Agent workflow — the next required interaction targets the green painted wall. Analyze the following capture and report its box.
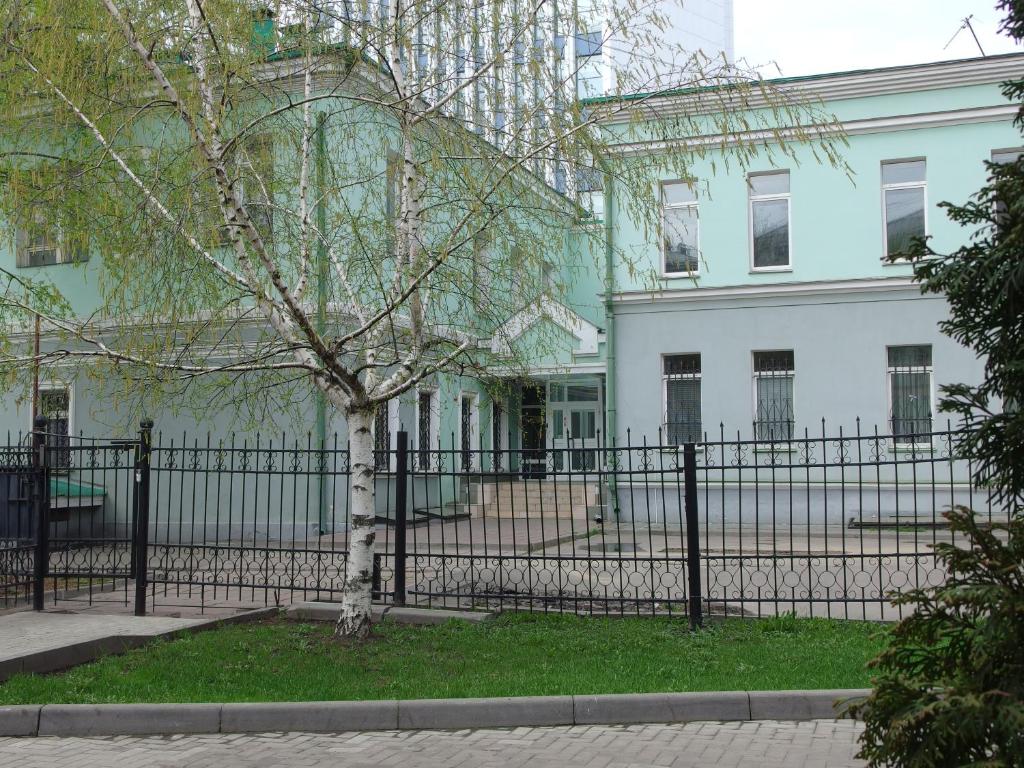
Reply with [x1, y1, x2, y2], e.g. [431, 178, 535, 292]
[607, 80, 1021, 292]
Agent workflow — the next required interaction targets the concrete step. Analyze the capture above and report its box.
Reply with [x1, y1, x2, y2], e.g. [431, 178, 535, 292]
[468, 481, 602, 519]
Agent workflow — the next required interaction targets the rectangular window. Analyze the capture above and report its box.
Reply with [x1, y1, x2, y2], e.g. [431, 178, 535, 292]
[219, 137, 273, 245]
[491, 400, 504, 471]
[888, 345, 933, 445]
[373, 403, 390, 472]
[991, 149, 1021, 223]
[576, 167, 604, 221]
[753, 350, 795, 441]
[416, 389, 436, 470]
[662, 182, 699, 275]
[460, 393, 478, 471]
[16, 211, 85, 268]
[882, 159, 926, 259]
[385, 152, 401, 254]
[238, 136, 274, 240]
[749, 172, 791, 270]
[575, 30, 603, 99]
[472, 232, 491, 306]
[40, 387, 71, 469]
[664, 354, 701, 444]
[991, 149, 1022, 165]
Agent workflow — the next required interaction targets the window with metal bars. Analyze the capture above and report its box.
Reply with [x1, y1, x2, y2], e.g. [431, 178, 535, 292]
[40, 387, 71, 470]
[460, 395, 475, 471]
[753, 350, 795, 441]
[888, 345, 933, 445]
[417, 390, 435, 470]
[373, 404, 390, 472]
[663, 354, 701, 444]
[15, 211, 87, 268]
[491, 401, 504, 471]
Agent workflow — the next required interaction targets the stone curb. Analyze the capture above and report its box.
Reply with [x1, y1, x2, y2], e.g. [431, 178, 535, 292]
[283, 602, 494, 625]
[0, 607, 277, 684]
[0, 690, 870, 737]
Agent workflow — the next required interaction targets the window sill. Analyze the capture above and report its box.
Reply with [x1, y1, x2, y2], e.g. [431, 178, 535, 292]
[661, 272, 700, 280]
[753, 444, 797, 453]
[892, 443, 935, 454]
[660, 445, 707, 454]
[750, 267, 793, 274]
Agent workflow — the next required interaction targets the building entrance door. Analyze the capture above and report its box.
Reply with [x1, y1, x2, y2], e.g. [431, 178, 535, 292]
[520, 384, 546, 478]
[549, 381, 601, 472]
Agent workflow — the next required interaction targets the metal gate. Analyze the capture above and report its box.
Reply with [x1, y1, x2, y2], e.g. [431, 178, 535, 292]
[0, 418, 146, 612]
[0, 443, 38, 609]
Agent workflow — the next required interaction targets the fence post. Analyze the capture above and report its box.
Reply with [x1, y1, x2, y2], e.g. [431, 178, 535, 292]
[683, 443, 703, 630]
[392, 430, 409, 606]
[133, 419, 153, 617]
[31, 416, 49, 611]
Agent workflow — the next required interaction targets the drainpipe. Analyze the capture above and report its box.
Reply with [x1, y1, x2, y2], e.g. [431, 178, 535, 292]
[600, 164, 619, 518]
[314, 111, 329, 533]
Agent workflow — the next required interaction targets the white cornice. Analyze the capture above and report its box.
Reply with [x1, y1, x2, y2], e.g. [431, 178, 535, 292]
[612, 276, 922, 305]
[611, 103, 1018, 155]
[488, 362, 607, 377]
[599, 54, 1024, 126]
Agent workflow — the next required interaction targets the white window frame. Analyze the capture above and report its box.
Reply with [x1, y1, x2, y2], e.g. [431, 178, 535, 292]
[16, 213, 73, 268]
[991, 147, 1024, 164]
[33, 382, 73, 433]
[35, 382, 73, 470]
[990, 149, 1022, 222]
[748, 171, 792, 273]
[414, 387, 439, 470]
[458, 391, 480, 470]
[885, 345, 934, 450]
[881, 158, 928, 262]
[662, 353, 702, 445]
[660, 181, 700, 278]
[751, 350, 796, 443]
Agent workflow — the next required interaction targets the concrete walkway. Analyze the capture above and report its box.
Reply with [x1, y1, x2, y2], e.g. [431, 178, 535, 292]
[1, 611, 204, 662]
[0, 720, 866, 767]
[0, 610, 219, 682]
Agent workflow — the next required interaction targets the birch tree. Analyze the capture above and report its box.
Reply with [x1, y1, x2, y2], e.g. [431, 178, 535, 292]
[0, 0, 845, 636]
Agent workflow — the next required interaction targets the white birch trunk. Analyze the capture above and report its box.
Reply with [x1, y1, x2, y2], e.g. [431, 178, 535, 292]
[337, 407, 376, 637]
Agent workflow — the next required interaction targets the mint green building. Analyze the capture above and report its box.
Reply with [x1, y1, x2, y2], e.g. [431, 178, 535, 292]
[2, 53, 1020, 529]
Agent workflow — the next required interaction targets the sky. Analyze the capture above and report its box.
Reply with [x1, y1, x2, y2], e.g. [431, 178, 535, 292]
[733, 0, 1023, 77]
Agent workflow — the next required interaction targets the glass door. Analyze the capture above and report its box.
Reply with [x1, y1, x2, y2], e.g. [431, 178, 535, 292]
[549, 380, 601, 472]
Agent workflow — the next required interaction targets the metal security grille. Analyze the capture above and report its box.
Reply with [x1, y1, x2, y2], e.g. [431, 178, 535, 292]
[888, 345, 933, 444]
[664, 354, 701, 444]
[374, 405, 389, 471]
[460, 396, 473, 471]
[754, 350, 795, 440]
[492, 402, 504, 471]
[39, 389, 71, 470]
[417, 391, 433, 470]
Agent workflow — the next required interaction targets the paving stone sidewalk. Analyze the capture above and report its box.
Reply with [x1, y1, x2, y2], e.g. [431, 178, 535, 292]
[0, 720, 866, 767]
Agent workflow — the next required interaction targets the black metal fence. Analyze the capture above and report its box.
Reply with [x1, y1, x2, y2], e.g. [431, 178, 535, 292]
[1, 419, 1006, 622]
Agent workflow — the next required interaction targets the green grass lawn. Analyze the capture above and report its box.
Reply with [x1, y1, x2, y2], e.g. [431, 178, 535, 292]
[0, 613, 885, 704]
